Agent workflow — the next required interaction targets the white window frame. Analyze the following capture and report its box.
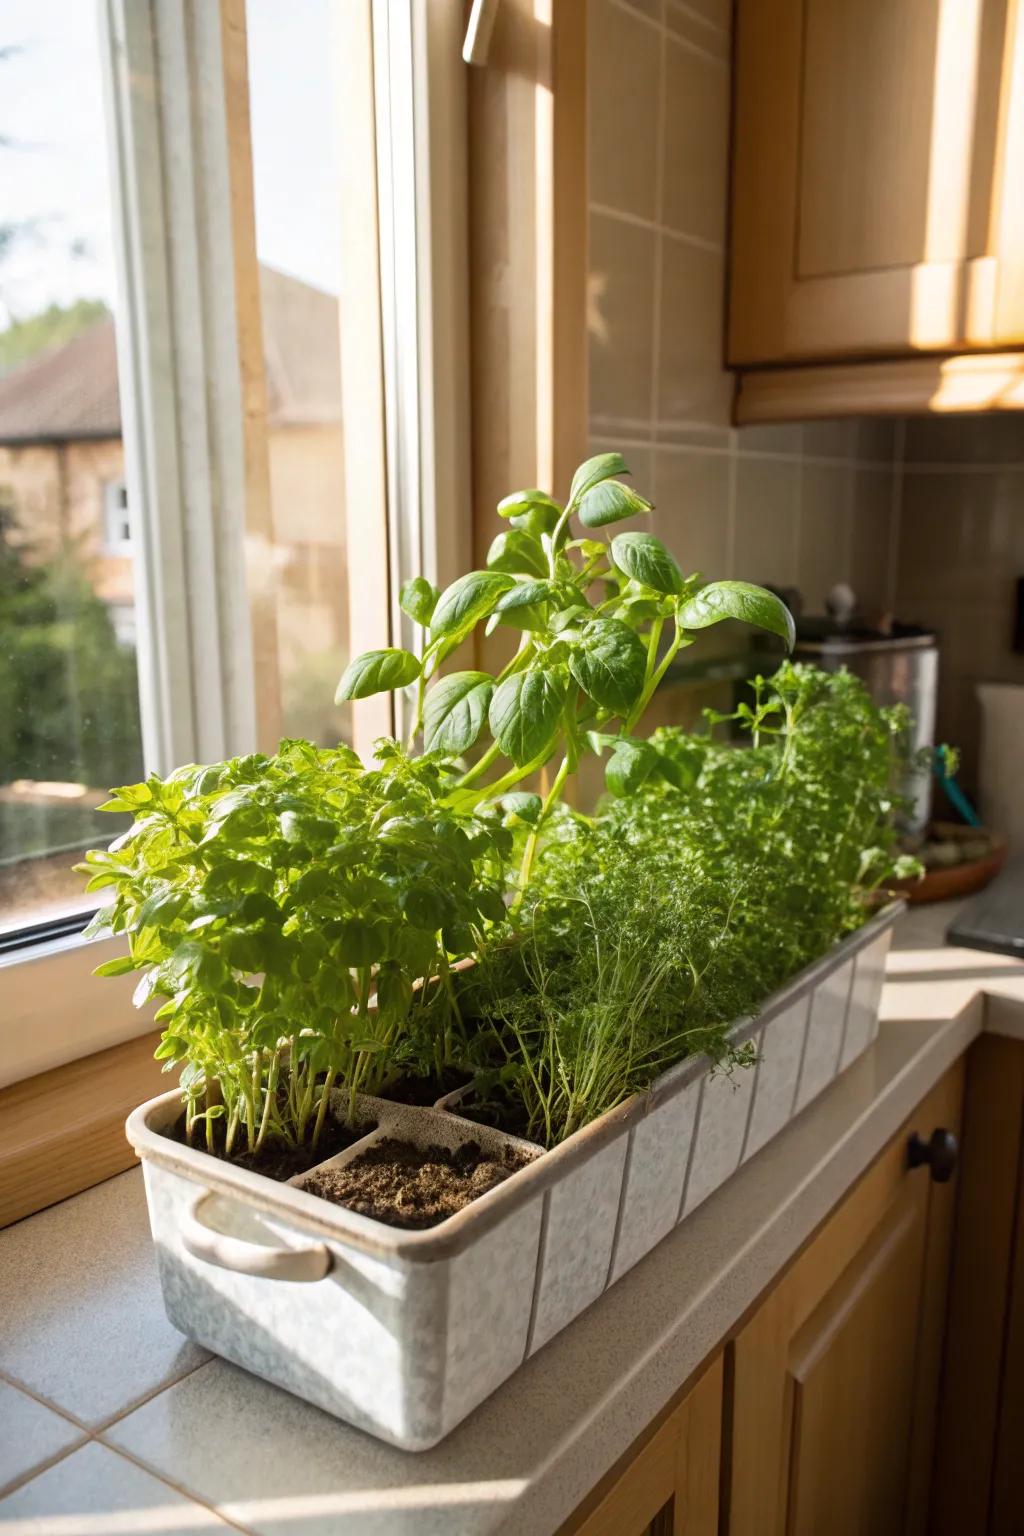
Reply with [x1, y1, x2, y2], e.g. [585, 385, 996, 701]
[0, 0, 471, 1090]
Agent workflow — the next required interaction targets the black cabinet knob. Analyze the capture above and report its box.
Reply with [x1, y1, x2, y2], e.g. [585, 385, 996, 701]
[907, 1128, 959, 1183]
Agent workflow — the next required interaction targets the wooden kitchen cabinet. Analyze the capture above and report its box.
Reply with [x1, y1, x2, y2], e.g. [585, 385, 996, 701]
[561, 1356, 723, 1536]
[723, 1063, 965, 1536]
[929, 1032, 1024, 1536]
[729, 0, 1024, 367]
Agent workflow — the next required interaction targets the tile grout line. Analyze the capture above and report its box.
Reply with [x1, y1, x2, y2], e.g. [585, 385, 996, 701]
[648, 1, 668, 466]
[92, 1438, 257, 1536]
[0, 1368, 93, 1433]
[887, 419, 906, 614]
[0, 1440, 92, 1504]
[90, 1353, 215, 1437]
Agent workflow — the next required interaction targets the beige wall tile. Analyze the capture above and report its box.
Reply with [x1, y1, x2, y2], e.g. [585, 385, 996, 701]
[852, 418, 896, 464]
[621, 0, 664, 19]
[588, 0, 662, 222]
[662, 40, 729, 246]
[589, 212, 657, 428]
[666, 0, 730, 60]
[733, 456, 799, 587]
[903, 414, 1024, 465]
[652, 447, 730, 579]
[895, 471, 964, 604]
[801, 420, 857, 460]
[798, 464, 851, 613]
[736, 422, 802, 454]
[850, 468, 895, 612]
[657, 238, 733, 428]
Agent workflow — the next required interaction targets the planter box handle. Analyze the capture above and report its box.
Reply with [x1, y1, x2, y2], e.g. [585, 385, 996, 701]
[182, 1191, 332, 1282]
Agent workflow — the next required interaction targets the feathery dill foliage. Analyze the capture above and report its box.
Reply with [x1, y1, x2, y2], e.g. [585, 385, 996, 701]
[463, 664, 916, 1148]
[77, 740, 511, 1156]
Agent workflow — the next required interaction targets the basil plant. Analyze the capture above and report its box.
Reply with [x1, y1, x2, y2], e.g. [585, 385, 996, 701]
[338, 452, 794, 887]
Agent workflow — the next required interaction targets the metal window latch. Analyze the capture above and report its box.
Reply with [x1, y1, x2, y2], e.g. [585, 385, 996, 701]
[463, 0, 500, 64]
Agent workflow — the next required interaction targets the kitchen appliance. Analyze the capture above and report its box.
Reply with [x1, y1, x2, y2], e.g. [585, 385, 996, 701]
[792, 586, 938, 833]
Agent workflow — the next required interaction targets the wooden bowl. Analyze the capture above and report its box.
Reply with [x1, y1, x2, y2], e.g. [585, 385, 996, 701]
[891, 839, 1007, 905]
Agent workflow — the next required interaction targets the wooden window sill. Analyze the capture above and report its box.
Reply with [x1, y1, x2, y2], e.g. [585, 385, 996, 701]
[0, 1032, 166, 1229]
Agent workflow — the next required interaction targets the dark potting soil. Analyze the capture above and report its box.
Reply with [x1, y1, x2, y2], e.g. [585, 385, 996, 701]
[164, 1112, 377, 1183]
[449, 1087, 538, 1144]
[301, 1136, 531, 1229]
[382, 1067, 472, 1108]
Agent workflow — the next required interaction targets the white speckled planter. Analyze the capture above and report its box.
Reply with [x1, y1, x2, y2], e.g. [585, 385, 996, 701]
[128, 902, 900, 1450]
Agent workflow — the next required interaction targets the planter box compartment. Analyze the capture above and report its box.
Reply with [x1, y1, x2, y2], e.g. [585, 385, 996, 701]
[128, 902, 900, 1450]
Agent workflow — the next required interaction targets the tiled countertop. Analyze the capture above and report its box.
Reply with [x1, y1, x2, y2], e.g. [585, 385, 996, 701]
[2, 901, 1022, 1536]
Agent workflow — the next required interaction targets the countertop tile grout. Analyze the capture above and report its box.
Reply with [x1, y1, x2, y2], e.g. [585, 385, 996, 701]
[88, 1352, 215, 1436]
[0, 1439, 90, 1503]
[92, 1437, 258, 1536]
[0, 1366, 93, 1431]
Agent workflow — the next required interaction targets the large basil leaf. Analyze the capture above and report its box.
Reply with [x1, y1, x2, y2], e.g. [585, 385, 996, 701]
[486, 529, 548, 578]
[578, 479, 652, 530]
[430, 570, 515, 641]
[494, 579, 556, 612]
[605, 739, 658, 797]
[488, 669, 565, 766]
[611, 531, 683, 595]
[569, 618, 647, 716]
[422, 671, 494, 755]
[678, 580, 796, 650]
[335, 647, 420, 701]
[399, 576, 438, 626]
[497, 488, 561, 519]
[569, 452, 628, 506]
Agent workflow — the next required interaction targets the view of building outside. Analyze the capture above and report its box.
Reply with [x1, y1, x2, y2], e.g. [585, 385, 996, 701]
[0, 0, 354, 933]
[245, 0, 353, 752]
[0, 2, 143, 932]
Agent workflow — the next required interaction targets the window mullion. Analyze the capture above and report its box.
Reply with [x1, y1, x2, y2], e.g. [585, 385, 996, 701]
[99, 0, 260, 773]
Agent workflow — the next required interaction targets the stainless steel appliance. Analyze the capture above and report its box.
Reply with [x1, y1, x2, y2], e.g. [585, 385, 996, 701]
[794, 610, 938, 833]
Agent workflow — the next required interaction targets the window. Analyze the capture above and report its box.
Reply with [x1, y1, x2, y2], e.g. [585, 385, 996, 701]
[243, 0, 354, 748]
[102, 478, 131, 551]
[0, 1, 144, 938]
[1, 0, 469, 1087]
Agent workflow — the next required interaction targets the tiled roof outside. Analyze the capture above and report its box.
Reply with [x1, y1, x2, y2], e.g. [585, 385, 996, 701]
[0, 265, 342, 446]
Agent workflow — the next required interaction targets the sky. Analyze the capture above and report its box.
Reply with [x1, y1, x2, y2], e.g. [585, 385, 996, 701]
[0, 0, 342, 328]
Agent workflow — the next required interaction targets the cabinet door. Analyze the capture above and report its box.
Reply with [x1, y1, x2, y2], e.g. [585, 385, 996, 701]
[729, 0, 1024, 363]
[724, 1064, 964, 1536]
[930, 1033, 1024, 1536]
[563, 1356, 722, 1536]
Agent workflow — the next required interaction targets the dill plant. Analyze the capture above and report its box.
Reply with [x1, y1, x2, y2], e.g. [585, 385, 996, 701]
[460, 664, 919, 1148]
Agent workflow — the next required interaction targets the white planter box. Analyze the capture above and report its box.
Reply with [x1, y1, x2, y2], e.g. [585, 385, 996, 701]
[127, 902, 900, 1450]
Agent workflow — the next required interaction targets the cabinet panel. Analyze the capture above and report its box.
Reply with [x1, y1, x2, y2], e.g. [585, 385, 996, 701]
[930, 1033, 1024, 1536]
[798, 0, 943, 278]
[729, 0, 1022, 363]
[724, 1063, 964, 1536]
[786, 1194, 926, 1536]
[563, 1356, 722, 1536]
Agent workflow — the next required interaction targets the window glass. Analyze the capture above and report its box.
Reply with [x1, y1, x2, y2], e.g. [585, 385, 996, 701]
[0, 3, 143, 934]
[245, 0, 353, 748]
